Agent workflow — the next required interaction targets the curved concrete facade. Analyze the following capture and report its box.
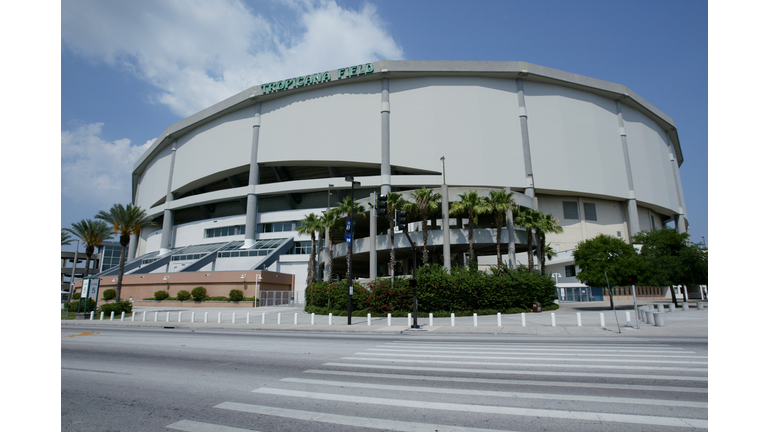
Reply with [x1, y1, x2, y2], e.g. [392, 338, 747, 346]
[128, 60, 688, 302]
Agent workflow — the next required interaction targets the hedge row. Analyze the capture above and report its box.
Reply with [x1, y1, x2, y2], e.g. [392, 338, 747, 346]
[305, 264, 557, 316]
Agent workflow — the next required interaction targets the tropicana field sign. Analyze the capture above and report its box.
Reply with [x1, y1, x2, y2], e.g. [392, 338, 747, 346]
[260, 63, 375, 95]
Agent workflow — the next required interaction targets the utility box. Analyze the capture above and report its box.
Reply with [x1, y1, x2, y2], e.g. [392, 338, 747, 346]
[532, 302, 542, 313]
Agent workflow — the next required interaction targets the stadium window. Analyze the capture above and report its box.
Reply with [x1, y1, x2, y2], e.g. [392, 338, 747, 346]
[565, 265, 576, 277]
[583, 203, 597, 221]
[563, 201, 579, 220]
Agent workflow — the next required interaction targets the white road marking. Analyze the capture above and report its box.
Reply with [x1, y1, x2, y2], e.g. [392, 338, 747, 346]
[360, 351, 708, 364]
[251, 387, 708, 429]
[304, 369, 709, 393]
[279, 377, 707, 408]
[215, 402, 520, 432]
[323, 362, 709, 381]
[369, 347, 705, 358]
[166, 419, 260, 432]
[342, 356, 709, 372]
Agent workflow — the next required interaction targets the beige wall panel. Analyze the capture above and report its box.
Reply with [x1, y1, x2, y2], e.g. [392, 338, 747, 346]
[390, 77, 526, 188]
[258, 81, 380, 165]
[136, 145, 173, 211]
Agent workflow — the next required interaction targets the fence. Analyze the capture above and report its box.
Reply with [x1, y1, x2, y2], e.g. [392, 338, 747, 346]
[259, 290, 302, 307]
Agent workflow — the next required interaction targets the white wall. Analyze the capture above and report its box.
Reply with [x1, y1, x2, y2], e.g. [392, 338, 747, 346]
[136, 144, 173, 211]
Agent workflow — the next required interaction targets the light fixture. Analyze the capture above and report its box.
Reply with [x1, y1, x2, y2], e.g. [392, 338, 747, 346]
[257, 275, 263, 280]
[241, 274, 246, 279]
[163, 276, 169, 280]
[205, 274, 211, 277]
[112, 278, 116, 282]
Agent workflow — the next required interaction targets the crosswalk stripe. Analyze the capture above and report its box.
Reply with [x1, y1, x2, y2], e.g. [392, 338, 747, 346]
[279, 377, 708, 408]
[166, 419, 260, 432]
[370, 347, 705, 358]
[324, 362, 709, 381]
[360, 351, 708, 364]
[215, 402, 520, 432]
[251, 387, 708, 429]
[304, 369, 709, 393]
[384, 342, 680, 349]
[342, 356, 709, 372]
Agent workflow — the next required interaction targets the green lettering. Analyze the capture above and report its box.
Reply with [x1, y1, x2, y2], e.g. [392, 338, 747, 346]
[261, 84, 268, 93]
[313, 73, 322, 84]
[296, 76, 304, 87]
[351, 65, 357, 76]
[285, 78, 293, 88]
[338, 68, 345, 79]
[268, 82, 276, 92]
[322, 71, 331, 82]
[365, 63, 373, 73]
[276, 80, 285, 90]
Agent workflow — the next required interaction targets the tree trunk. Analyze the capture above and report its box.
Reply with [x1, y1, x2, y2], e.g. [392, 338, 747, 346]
[468, 209, 475, 267]
[422, 217, 429, 264]
[116, 242, 128, 301]
[527, 229, 534, 273]
[539, 233, 546, 275]
[496, 212, 503, 273]
[306, 233, 316, 287]
[389, 216, 395, 284]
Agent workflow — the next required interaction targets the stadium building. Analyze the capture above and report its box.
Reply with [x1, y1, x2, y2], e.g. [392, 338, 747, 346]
[93, 61, 688, 304]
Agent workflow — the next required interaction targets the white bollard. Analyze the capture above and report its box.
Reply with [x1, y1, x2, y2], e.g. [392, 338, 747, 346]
[217, 312, 222, 323]
[101, 312, 105, 320]
[497, 312, 502, 327]
[367, 313, 371, 326]
[697, 302, 704, 310]
[645, 310, 655, 326]
[577, 312, 582, 327]
[142, 311, 146, 322]
[387, 313, 391, 326]
[329, 313, 333, 325]
[247, 312, 250, 324]
[551, 312, 556, 327]
[295, 313, 298, 325]
[110, 311, 114, 321]
[657, 304, 664, 313]
[120, 311, 125, 321]
[669, 303, 676, 312]
[132, 311, 136, 322]
[154, 311, 158, 322]
[473, 313, 478, 327]
[600, 312, 605, 327]
[653, 312, 665, 326]
[408, 313, 412, 326]
[625, 311, 631, 327]
[191, 312, 195, 323]
[429, 313, 433, 327]
[232, 313, 236, 324]
[451, 313, 455, 326]
[178, 312, 182, 323]
[262, 313, 266, 324]
[277, 313, 282, 325]
[311, 313, 315, 325]
[521, 313, 526, 327]
[682, 302, 689, 311]
[166, 311, 170, 322]
[90, 311, 94, 320]
[205, 312, 209, 323]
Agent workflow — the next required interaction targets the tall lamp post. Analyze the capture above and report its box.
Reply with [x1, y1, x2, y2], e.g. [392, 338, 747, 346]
[322, 183, 333, 282]
[345, 176, 360, 325]
[68, 240, 80, 302]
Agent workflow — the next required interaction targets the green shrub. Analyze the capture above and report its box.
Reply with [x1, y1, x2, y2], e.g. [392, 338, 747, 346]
[206, 296, 229, 301]
[102, 289, 116, 300]
[305, 280, 367, 311]
[98, 300, 133, 316]
[176, 290, 191, 301]
[229, 289, 244, 302]
[154, 290, 169, 300]
[72, 293, 81, 300]
[64, 298, 96, 312]
[191, 286, 207, 300]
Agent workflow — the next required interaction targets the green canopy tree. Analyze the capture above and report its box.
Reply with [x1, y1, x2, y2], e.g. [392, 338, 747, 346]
[514, 208, 542, 273]
[572, 234, 640, 291]
[96, 204, 157, 300]
[297, 212, 323, 286]
[62, 230, 74, 246]
[449, 190, 488, 268]
[536, 213, 563, 275]
[483, 190, 516, 274]
[404, 187, 442, 264]
[336, 196, 367, 279]
[63, 219, 115, 286]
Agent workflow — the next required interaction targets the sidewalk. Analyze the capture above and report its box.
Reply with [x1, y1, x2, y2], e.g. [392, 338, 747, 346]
[61, 300, 708, 337]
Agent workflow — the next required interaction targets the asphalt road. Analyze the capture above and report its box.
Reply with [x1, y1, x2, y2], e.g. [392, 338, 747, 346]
[61, 326, 708, 431]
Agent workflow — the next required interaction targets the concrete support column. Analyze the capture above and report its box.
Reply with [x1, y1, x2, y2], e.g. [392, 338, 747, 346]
[442, 183, 450, 271]
[505, 186, 517, 269]
[381, 79, 391, 195]
[127, 234, 137, 261]
[665, 131, 687, 235]
[616, 100, 640, 237]
[675, 214, 687, 235]
[370, 192, 377, 278]
[159, 140, 178, 255]
[516, 79, 535, 200]
[244, 104, 262, 248]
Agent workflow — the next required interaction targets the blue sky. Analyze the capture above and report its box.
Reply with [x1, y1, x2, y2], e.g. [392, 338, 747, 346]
[58, 0, 708, 247]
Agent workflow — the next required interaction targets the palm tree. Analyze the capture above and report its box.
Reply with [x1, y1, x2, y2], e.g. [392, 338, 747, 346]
[297, 213, 323, 286]
[536, 213, 563, 275]
[319, 209, 342, 279]
[514, 207, 542, 273]
[96, 204, 157, 300]
[386, 192, 406, 278]
[336, 196, 367, 279]
[449, 190, 488, 268]
[404, 188, 442, 264]
[63, 219, 115, 284]
[482, 190, 516, 274]
[62, 230, 73, 246]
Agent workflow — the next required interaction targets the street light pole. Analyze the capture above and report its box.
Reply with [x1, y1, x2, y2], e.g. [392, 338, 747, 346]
[68, 240, 80, 302]
[345, 176, 360, 325]
[324, 184, 333, 282]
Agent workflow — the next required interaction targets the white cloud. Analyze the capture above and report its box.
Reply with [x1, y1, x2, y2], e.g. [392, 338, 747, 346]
[61, 123, 153, 210]
[61, 0, 404, 117]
